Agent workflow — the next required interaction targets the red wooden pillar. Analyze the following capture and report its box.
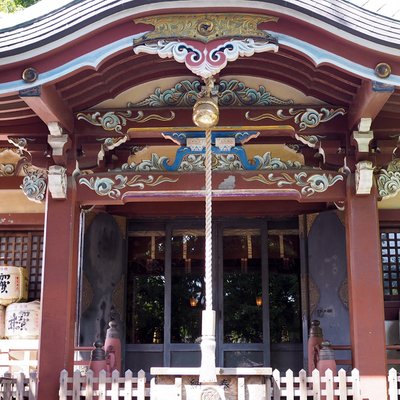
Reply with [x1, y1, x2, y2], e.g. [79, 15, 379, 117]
[345, 175, 387, 399]
[37, 181, 80, 400]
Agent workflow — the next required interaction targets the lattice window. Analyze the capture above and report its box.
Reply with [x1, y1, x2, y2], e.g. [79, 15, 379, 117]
[381, 230, 400, 298]
[0, 232, 44, 300]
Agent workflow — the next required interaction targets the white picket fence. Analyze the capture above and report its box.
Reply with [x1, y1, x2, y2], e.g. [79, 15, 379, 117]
[0, 339, 38, 376]
[59, 369, 149, 400]
[0, 371, 37, 400]
[270, 369, 360, 399]
[388, 368, 400, 400]
[57, 368, 400, 399]
[151, 368, 361, 400]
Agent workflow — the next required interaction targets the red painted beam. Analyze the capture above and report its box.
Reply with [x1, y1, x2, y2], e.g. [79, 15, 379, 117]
[36, 182, 80, 400]
[0, 176, 23, 189]
[20, 85, 74, 133]
[345, 176, 387, 398]
[0, 213, 44, 227]
[76, 170, 346, 205]
[348, 80, 394, 131]
[106, 200, 331, 217]
[74, 105, 347, 134]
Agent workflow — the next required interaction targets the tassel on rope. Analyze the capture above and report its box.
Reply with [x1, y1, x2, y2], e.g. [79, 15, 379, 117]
[199, 127, 217, 383]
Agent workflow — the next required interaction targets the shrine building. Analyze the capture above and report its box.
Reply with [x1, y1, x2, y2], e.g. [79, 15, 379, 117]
[0, 1, 400, 399]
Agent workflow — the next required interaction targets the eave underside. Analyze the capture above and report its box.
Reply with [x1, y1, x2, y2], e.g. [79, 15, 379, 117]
[0, 5, 398, 214]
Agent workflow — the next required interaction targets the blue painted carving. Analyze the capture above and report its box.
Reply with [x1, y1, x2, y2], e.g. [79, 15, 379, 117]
[160, 145, 261, 171]
[161, 131, 261, 171]
[217, 79, 294, 106]
[122, 131, 303, 172]
[130, 79, 294, 108]
[162, 131, 259, 146]
[131, 80, 201, 107]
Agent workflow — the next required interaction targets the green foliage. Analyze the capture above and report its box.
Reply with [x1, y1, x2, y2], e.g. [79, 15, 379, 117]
[0, 0, 39, 13]
[133, 275, 165, 344]
[224, 271, 263, 343]
[269, 270, 302, 343]
[171, 273, 203, 343]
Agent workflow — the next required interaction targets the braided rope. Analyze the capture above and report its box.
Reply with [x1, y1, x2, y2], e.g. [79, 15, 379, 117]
[199, 78, 217, 382]
[204, 127, 213, 311]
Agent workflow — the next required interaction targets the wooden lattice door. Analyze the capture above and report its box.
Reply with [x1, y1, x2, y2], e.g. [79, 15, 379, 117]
[0, 231, 44, 300]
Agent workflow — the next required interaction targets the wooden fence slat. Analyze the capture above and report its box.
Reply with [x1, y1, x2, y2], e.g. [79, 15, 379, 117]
[286, 369, 294, 400]
[29, 372, 37, 400]
[388, 368, 398, 400]
[272, 369, 281, 400]
[337, 369, 347, 400]
[137, 369, 145, 400]
[15, 372, 25, 400]
[55, 367, 400, 400]
[351, 369, 361, 400]
[98, 370, 107, 400]
[299, 369, 307, 400]
[72, 370, 81, 400]
[4, 372, 12, 400]
[111, 370, 119, 400]
[85, 369, 94, 400]
[238, 377, 245, 400]
[150, 377, 156, 400]
[312, 369, 321, 400]
[175, 377, 182, 399]
[124, 370, 133, 400]
[324, 369, 334, 400]
[265, 374, 272, 400]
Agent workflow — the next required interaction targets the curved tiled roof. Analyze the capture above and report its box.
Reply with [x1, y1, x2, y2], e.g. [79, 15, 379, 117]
[0, 0, 400, 62]
[346, 0, 400, 20]
[0, 0, 398, 173]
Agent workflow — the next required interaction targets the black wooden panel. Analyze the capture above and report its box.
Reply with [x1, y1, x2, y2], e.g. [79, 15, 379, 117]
[79, 212, 126, 346]
[308, 211, 350, 347]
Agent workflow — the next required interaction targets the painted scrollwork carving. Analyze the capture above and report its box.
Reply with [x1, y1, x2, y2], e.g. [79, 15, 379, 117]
[245, 107, 346, 131]
[295, 134, 326, 148]
[0, 163, 15, 176]
[97, 135, 129, 164]
[131, 79, 294, 108]
[78, 110, 131, 133]
[133, 13, 279, 84]
[377, 159, 400, 199]
[77, 110, 175, 134]
[217, 79, 293, 107]
[121, 151, 303, 172]
[7, 137, 30, 153]
[1, 139, 34, 177]
[132, 80, 201, 107]
[134, 38, 278, 79]
[21, 165, 48, 203]
[79, 174, 179, 199]
[100, 136, 129, 150]
[243, 172, 344, 197]
[133, 14, 278, 44]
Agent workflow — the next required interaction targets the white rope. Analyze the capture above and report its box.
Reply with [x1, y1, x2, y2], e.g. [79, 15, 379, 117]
[199, 126, 217, 383]
[197, 77, 218, 383]
[204, 127, 213, 311]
